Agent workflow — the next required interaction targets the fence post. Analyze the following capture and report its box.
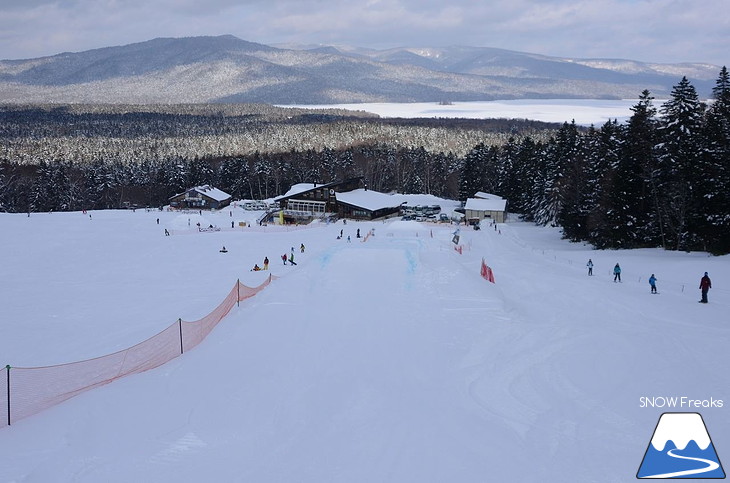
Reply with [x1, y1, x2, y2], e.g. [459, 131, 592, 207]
[6, 365, 10, 426]
[178, 319, 184, 355]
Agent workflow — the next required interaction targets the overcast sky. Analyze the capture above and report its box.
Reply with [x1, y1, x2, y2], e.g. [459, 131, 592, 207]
[0, 0, 727, 66]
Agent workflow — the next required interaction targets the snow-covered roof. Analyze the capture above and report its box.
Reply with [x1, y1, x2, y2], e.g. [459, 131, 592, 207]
[274, 183, 319, 201]
[465, 197, 507, 212]
[335, 189, 405, 211]
[170, 185, 231, 202]
[473, 191, 504, 201]
[191, 185, 231, 202]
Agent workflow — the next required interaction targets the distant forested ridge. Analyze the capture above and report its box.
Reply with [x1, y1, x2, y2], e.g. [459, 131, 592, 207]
[1, 68, 729, 253]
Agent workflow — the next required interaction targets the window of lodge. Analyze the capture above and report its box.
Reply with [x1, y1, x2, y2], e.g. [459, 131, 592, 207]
[287, 200, 326, 213]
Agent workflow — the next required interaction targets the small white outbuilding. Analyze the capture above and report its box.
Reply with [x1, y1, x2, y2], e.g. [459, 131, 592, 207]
[464, 193, 507, 223]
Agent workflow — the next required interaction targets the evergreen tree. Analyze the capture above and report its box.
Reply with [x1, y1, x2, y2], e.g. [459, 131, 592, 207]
[656, 77, 706, 250]
[702, 67, 730, 252]
[458, 143, 491, 200]
[582, 122, 619, 246]
[603, 92, 659, 248]
[509, 137, 541, 217]
[495, 137, 518, 202]
[30, 161, 54, 212]
[533, 122, 579, 227]
[555, 121, 590, 240]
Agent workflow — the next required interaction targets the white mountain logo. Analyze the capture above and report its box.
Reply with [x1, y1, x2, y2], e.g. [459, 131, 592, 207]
[637, 412, 725, 479]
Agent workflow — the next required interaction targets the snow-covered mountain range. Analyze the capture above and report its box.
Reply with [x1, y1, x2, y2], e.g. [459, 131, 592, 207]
[0, 35, 720, 104]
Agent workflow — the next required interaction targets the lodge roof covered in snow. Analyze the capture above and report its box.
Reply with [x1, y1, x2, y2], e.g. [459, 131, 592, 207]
[464, 197, 507, 212]
[170, 185, 231, 202]
[335, 189, 404, 211]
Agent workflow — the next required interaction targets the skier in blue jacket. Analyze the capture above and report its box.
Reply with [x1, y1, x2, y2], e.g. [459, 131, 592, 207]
[649, 274, 657, 293]
[613, 263, 622, 282]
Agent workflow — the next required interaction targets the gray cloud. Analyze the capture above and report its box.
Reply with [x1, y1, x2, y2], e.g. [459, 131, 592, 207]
[0, 0, 726, 66]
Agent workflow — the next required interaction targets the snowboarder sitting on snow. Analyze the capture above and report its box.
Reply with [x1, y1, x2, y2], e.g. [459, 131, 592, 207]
[251, 264, 262, 271]
[649, 274, 657, 293]
[220, 246, 228, 253]
[700, 272, 712, 303]
[613, 263, 621, 282]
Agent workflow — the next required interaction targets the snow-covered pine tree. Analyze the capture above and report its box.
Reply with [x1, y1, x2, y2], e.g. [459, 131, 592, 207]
[534, 121, 579, 228]
[603, 92, 660, 248]
[458, 143, 489, 201]
[584, 120, 621, 247]
[509, 136, 542, 217]
[556, 122, 592, 241]
[656, 77, 706, 250]
[496, 137, 518, 203]
[701, 67, 730, 252]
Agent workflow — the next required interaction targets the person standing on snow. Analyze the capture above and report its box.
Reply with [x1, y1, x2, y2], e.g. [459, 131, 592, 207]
[289, 251, 297, 266]
[587, 259, 594, 276]
[613, 263, 622, 282]
[300, 243, 305, 253]
[282, 253, 287, 265]
[649, 274, 657, 294]
[700, 272, 712, 303]
[263, 256, 269, 270]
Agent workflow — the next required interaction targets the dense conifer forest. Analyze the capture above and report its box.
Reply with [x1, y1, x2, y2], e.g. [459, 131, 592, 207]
[1, 68, 729, 253]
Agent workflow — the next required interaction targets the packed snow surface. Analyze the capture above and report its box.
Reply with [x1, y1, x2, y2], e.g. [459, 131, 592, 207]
[0, 199, 728, 482]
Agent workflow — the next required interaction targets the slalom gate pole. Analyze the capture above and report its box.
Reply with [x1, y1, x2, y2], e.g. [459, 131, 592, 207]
[6, 365, 10, 426]
[237, 278, 240, 307]
[178, 319, 184, 355]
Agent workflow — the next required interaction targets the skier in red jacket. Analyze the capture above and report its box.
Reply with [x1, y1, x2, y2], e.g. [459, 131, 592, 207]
[699, 272, 712, 303]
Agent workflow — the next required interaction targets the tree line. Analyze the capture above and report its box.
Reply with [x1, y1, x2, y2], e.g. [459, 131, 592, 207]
[1, 68, 729, 253]
[464, 68, 730, 254]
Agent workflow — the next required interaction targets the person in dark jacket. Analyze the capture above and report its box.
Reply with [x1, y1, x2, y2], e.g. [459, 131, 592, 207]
[587, 259, 593, 276]
[700, 272, 712, 303]
[613, 263, 621, 282]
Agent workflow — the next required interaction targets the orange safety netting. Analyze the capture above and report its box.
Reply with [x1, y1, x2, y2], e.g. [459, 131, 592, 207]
[480, 258, 495, 283]
[3, 275, 275, 427]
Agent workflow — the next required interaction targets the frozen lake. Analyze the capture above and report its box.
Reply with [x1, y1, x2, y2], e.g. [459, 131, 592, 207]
[281, 99, 651, 126]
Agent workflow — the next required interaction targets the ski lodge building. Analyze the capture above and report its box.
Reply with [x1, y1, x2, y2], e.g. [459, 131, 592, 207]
[464, 192, 507, 223]
[271, 178, 403, 223]
[169, 185, 232, 210]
